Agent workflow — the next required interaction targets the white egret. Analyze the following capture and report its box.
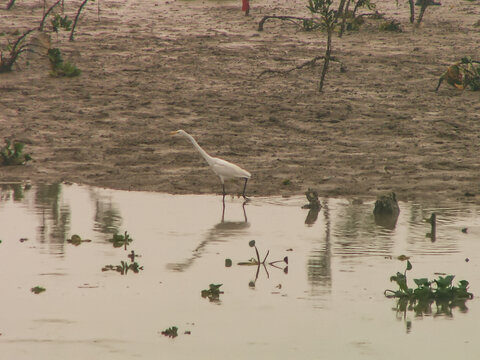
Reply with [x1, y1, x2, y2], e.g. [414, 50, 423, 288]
[170, 129, 251, 199]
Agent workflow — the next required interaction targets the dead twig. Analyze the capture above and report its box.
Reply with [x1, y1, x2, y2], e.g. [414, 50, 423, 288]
[257, 55, 345, 78]
[258, 15, 312, 31]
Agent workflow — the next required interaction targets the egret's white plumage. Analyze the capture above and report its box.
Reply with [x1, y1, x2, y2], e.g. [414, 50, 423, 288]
[170, 129, 251, 198]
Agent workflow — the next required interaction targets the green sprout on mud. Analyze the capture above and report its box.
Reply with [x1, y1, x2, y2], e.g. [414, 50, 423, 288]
[161, 326, 178, 338]
[51, 14, 72, 33]
[109, 231, 133, 249]
[385, 260, 473, 317]
[48, 48, 81, 77]
[31, 286, 46, 294]
[0, 29, 35, 73]
[201, 284, 224, 302]
[0, 139, 32, 165]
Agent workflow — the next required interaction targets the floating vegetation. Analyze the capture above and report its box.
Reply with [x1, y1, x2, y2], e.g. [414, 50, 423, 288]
[385, 261, 473, 318]
[0, 139, 32, 165]
[201, 284, 224, 302]
[31, 286, 46, 294]
[102, 260, 143, 275]
[109, 231, 133, 249]
[161, 326, 178, 338]
[66, 234, 92, 246]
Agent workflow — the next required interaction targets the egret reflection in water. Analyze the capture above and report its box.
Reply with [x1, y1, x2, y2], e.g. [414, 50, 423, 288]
[166, 199, 250, 272]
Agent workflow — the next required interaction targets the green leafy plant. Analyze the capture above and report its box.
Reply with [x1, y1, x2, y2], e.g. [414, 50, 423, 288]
[0, 29, 35, 73]
[31, 286, 46, 294]
[385, 261, 473, 322]
[436, 57, 480, 91]
[48, 48, 81, 77]
[109, 231, 133, 249]
[302, 18, 322, 31]
[385, 260, 473, 301]
[51, 14, 72, 33]
[161, 326, 178, 338]
[201, 284, 224, 302]
[0, 139, 32, 165]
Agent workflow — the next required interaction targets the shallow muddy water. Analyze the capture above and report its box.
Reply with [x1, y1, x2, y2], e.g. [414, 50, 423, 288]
[1, 183, 480, 359]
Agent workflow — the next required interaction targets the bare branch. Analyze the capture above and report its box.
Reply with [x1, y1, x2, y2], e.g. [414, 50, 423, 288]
[258, 15, 311, 31]
[258, 55, 345, 78]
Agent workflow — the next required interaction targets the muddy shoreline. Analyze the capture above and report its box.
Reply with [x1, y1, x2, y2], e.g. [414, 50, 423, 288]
[1, 0, 479, 202]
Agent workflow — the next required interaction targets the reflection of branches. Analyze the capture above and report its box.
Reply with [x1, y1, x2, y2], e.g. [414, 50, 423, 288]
[307, 199, 331, 294]
[35, 184, 70, 244]
[93, 199, 122, 235]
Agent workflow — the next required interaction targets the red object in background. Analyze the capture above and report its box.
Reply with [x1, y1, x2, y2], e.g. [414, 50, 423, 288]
[242, 0, 250, 13]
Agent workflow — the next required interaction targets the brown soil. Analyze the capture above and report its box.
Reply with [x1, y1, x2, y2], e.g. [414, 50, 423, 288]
[1, 0, 480, 202]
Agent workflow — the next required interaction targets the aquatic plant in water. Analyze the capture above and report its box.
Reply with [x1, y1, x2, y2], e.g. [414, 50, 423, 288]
[102, 260, 143, 275]
[109, 231, 133, 249]
[201, 284, 224, 302]
[66, 234, 92, 246]
[161, 326, 178, 338]
[385, 261, 473, 318]
[31, 286, 46, 294]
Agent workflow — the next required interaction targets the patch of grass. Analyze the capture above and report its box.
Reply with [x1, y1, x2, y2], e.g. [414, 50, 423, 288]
[282, 179, 291, 186]
[48, 48, 81, 77]
[0, 139, 32, 165]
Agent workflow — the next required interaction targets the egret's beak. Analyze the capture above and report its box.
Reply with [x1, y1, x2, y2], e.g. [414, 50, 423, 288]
[170, 130, 179, 136]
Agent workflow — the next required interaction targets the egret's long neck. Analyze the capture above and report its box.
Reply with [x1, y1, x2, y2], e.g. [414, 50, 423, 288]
[184, 133, 214, 165]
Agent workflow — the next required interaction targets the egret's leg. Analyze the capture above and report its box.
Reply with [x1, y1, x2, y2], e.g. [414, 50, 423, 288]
[242, 178, 249, 200]
[222, 183, 226, 197]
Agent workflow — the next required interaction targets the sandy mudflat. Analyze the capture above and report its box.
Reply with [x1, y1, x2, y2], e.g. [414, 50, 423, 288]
[1, 0, 480, 202]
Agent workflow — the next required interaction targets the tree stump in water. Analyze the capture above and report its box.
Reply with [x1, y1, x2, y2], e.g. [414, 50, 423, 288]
[373, 192, 400, 229]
